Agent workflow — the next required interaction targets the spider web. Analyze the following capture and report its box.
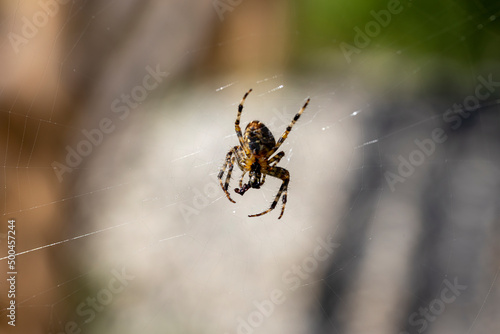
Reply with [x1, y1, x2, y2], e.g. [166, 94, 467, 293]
[1, 1, 500, 334]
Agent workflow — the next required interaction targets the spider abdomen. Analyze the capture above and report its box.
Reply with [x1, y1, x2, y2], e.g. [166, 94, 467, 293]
[244, 121, 276, 157]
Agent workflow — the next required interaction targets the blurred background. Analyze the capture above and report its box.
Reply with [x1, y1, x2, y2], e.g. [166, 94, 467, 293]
[1, 0, 499, 333]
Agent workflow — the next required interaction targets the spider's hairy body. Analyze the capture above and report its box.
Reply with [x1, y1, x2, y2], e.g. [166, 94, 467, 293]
[244, 121, 276, 157]
[218, 89, 310, 219]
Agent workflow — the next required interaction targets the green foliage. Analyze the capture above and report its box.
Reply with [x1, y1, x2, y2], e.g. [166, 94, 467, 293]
[292, 0, 500, 65]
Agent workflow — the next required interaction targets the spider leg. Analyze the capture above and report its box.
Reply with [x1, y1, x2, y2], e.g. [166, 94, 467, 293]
[248, 166, 289, 219]
[236, 170, 247, 190]
[269, 151, 285, 165]
[268, 98, 310, 157]
[235, 89, 253, 151]
[235, 146, 246, 170]
[234, 147, 251, 195]
[234, 170, 249, 195]
[218, 146, 239, 203]
[261, 151, 285, 186]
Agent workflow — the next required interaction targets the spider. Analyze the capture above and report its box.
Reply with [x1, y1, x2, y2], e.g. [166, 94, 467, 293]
[218, 88, 310, 219]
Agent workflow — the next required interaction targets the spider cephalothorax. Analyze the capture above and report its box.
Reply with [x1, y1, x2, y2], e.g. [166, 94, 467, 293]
[218, 89, 310, 219]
